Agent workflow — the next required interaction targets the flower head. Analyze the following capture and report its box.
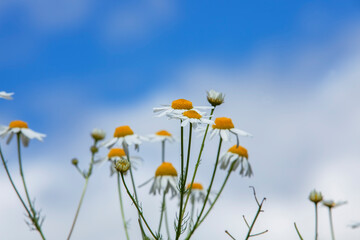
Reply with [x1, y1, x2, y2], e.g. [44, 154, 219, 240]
[322, 200, 347, 209]
[0, 91, 14, 100]
[148, 130, 176, 143]
[115, 158, 131, 173]
[153, 98, 213, 118]
[309, 189, 323, 204]
[186, 182, 209, 204]
[172, 110, 214, 129]
[0, 120, 46, 146]
[220, 144, 252, 177]
[207, 90, 224, 107]
[145, 162, 178, 197]
[101, 125, 144, 148]
[91, 128, 106, 141]
[210, 117, 252, 145]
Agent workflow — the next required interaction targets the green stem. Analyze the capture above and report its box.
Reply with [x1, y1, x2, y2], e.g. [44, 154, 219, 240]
[120, 173, 158, 239]
[161, 140, 165, 163]
[16, 134, 46, 240]
[175, 123, 185, 239]
[182, 108, 215, 217]
[67, 140, 97, 240]
[176, 123, 192, 240]
[187, 137, 223, 239]
[245, 199, 265, 239]
[199, 165, 232, 225]
[329, 208, 335, 240]
[315, 203, 318, 240]
[294, 222, 304, 240]
[164, 198, 171, 240]
[158, 191, 167, 234]
[117, 173, 130, 240]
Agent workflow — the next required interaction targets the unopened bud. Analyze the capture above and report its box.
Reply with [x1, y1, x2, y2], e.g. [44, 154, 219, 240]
[71, 158, 79, 166]
[207, 90, 225, 107]
[91, 128, 106, 141]
[115, 158, 131, 173]
[309, 189, 323, 204]
[90, 146, 98, 154]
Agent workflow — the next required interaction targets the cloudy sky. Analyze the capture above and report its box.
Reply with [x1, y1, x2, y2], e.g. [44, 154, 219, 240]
[1, 1, 360, 239]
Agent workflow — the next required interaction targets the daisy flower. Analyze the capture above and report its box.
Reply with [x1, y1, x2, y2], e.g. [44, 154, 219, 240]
[146, 162, 178, 197]
[0, 91, 14, 100]
[147, 130, 176, 143]
[210, 117, 252, 145]
[0, 120, 46, 146]
[186, 182, 209, 204]
[322, 200, 347, 209]
[96, 148, 142, 176]
[219, 144, 253, 177]
[172, 110, 214, 129]
[153, 98, 213, 118]
[102, 125, 144, 148]
[207, 90, 225, 107]
[309, 189, 323, 204]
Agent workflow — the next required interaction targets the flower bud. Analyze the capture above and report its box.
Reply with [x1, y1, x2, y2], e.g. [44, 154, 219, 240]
[90, 146, 98, 154]
[309, 189, 323, 204]
[115, 158, 131, 173]
[71, 158, 79, 166]
[207, 89, 225, 107]
[91, 128, 106, 141]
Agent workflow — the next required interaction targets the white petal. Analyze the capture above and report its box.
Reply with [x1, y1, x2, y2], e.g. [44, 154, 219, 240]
[21, 128, 46, 141]
[231, 128, 253, 137]
[220, 130, 231, 141]
[101, 138, 119, 148]
[0, 91, 14, 100]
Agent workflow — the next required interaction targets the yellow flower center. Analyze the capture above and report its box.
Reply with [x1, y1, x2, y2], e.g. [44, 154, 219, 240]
[155, 162, 178, 177]
[156, 130, 172, 136]
[183, 110, 202, 119]
[171, 99, 193, 110]
[114, 126, 134, 138]
[186, 182, 203, 190]
[228, 145, 248, 158]
[212, 117, 234, 129]
[108, 148, 126, 158]
[9, 120, 29, 129]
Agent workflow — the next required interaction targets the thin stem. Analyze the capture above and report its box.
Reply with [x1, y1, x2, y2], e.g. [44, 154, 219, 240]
[314, 203, 319, 240]
[199, 166, 232, 225]
[164, 198, 170, 240]
[294, 222, 304, 240]
[187, 137, 223, 239]
[120, 173, 158, 239]
[245, 199, 266, 240]
[158, 191, 167, 234]
[225, 230, 236, 240]
[175, 123, 185, 239]
[329, 208, 335, 240]
[67, 140, 97, 240]
[16, 134, 46, 240]
[182, 108, 215, 217]
[189, 200, 195, 232]
[161, 140, 165, 163]
[117, 173, 130, 240]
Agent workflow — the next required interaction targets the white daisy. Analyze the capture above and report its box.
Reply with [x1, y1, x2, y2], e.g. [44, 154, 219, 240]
[145, 162, 178, 197]
[210, 117, 252, 145]
[153, 98, 213, 118]
[101, 125, 144, 148]
[0, 91, 14, 100]
[172, 110, 214, 129]
[219, 144, 253, 177]
[207, 89, 225, 107]
[322, 200, 347, 209]
[186, 182, 209, 204]
[0, 120, 46, 147]
[147, 130, 176, 143]
[95, 148, 142, 176]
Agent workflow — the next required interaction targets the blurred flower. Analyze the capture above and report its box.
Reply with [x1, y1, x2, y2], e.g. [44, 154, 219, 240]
[323, 200, 347, 208]
[147, 162, 178, 197]
[153, 98, 213, 118]
[210, 117, 252, 143]
[0, 91, 14, 100]
[148, 130, 176, 143]
[101, 125, 144, 148]
[172, 110, 214, 129]
[71, 158, 79, 166]
[220, 144, 252, 177]
[187, 182, 209, 203]
[207, 90, 224, 107]
[0, 120, 46, 146]
[309, 189, 323, 204]
[91, 128, 106, 141]
[115, 158, 131, 173]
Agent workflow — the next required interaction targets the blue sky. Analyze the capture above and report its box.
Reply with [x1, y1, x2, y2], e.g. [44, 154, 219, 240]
[2, 1, 360, 239]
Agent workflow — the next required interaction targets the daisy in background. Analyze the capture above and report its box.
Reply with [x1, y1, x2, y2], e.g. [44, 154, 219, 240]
[219, 144, 253, 177]
[147, 130, 176, 143]
[206, 89, 225, 107]
[171, 110, 214, 129]
[186, 182, 209, 204]
[153, 98, 213, 118]
[210, 117, 252, 145]
[0, 120, 46, 146]
[0, 91, 14, 100]
[95, 148, 142, 176]
[140, 162, 178, 197]
[101, 125, 145, 149]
